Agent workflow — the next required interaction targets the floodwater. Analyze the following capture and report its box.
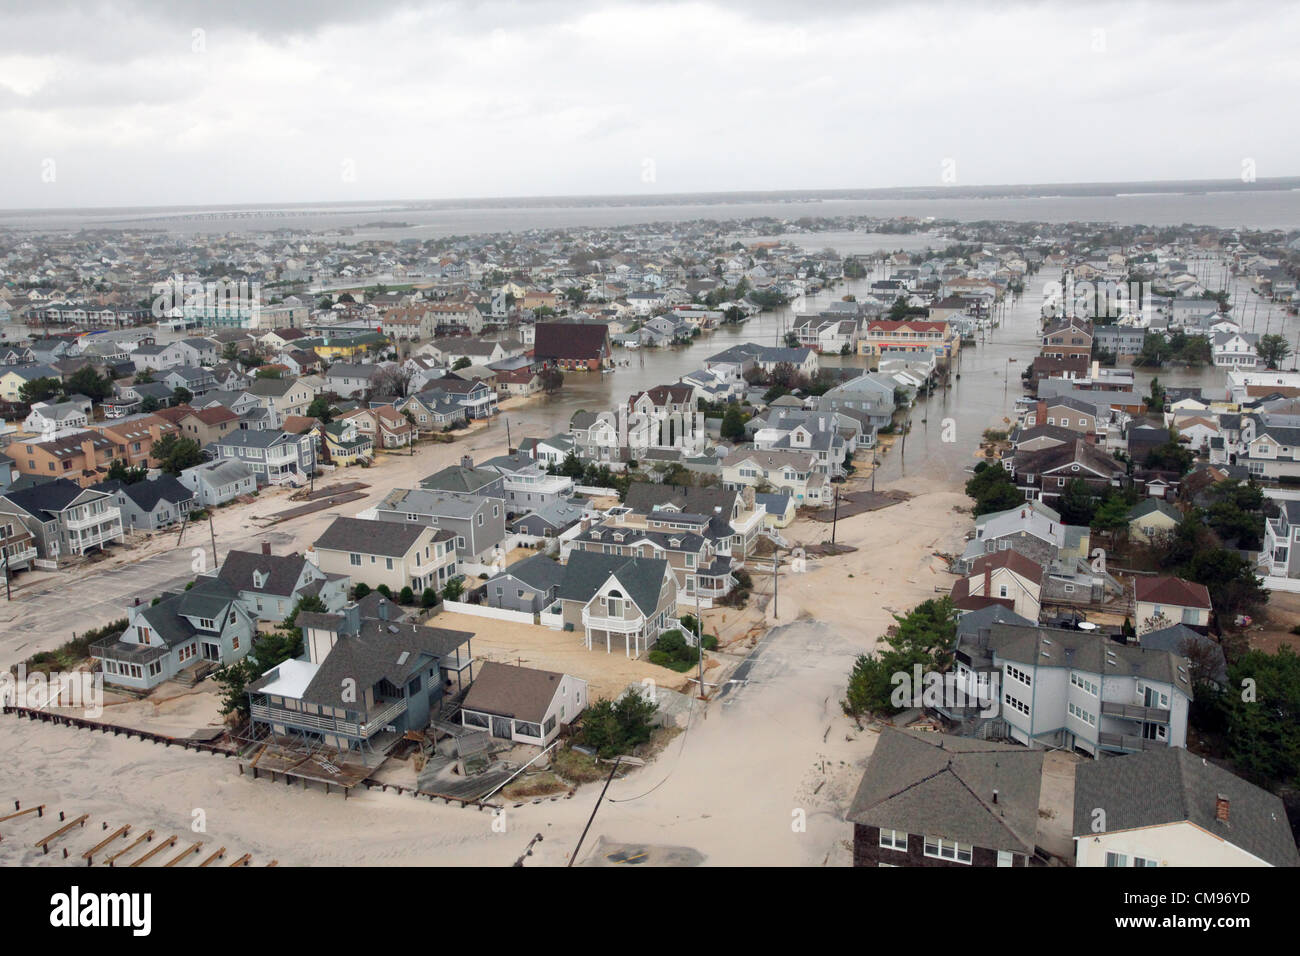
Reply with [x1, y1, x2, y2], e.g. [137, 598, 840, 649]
[496, 255, 1300, 486]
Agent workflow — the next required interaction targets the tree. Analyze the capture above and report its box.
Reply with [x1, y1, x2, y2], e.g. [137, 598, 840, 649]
[221, 342, 241, 362]
[539, 366, 564, 394]
[106, 459, 148, 484]
[141, 395, 161, 413]
[1180, 547, 1267, 624]
[1219, 646, 1300, 788]
[1145, 376, 1166, 414]
[306, 396, 334, 423]
[841, 597, 958, 717]
[1057, 478, 1098, 526]
[1145, 440, 1193, 475]
[558, 451, 585, 479]
[452, 356, 473, 370]
[153, 434, 204, 475]
[255, 367, 282, 379]
[720, 403, 747, 441]
[171, 386, 193, 405]
[18, 377, 60, 405]
[368, 364, 413, 399]
[579, 690, 658, 758]
[441, 578, 464, 602]
[65, 366, 112, 402]
[1257, 334, 1292, 371]
[964, 462, 1023, 517]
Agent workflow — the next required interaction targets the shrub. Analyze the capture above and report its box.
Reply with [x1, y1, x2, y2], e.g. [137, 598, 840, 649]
[353, 582, 371, 599]
[421, 587, 438, 609]
[376, 584, 393, 599]
[399, 586, 415, 605]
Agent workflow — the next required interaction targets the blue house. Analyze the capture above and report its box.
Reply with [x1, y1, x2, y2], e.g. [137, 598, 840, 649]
[245, 601, 475, 753]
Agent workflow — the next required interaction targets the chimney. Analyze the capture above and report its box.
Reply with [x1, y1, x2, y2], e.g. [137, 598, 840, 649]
[992, 789, 999, 804]
[342, 601, 361, 636]
[1035, 399, 1046, 426]
[984, 564, 992, 598]
[261, 541, 272, 555]
[1091, 359, 1100, 379]
[1215, 794, 1230, 822]
[377, 598, 389, 621]
[461, 455, 474, 470]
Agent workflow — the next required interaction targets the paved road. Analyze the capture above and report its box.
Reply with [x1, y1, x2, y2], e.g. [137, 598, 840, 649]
[0, 529, 299, 666]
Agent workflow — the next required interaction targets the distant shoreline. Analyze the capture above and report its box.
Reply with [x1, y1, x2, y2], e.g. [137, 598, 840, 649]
[2, 176, 1299, 219]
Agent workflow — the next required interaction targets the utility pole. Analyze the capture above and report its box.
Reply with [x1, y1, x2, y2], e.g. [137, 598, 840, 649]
[208, 511, 219, 569]
[831, 486, 839, 545]
[2, 551, 9, 601]
[506, 417, 512, 454]
[694, 585, 704, 699]
[772, 546, 779, 620]
[568, 755, 621, 867]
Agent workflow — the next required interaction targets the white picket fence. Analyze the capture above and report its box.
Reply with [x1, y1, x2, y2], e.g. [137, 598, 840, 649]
[440, 600, 537, 625]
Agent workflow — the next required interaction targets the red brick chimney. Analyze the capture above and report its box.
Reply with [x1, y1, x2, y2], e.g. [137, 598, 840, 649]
[984, 564, 992, 598]
[1215, 794, 1230, 822]
[1035, 400, 1046, 426]
[262, 541, 272, 555]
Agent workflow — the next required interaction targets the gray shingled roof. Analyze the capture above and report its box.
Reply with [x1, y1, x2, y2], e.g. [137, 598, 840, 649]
[461, 661, 565, 724]
[314, 516, 427, 557]
[1072, 749, 1299, 867]
[988, 622, 1194, 698]
[558, 550, 669, 613]
[846, 728, 1044, 855]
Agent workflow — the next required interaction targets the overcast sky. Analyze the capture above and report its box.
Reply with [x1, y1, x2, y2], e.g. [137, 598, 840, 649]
[0, 0, 1296, 209]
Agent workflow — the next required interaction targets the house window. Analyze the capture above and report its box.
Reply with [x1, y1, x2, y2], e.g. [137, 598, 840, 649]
[350, 553, 362, 566]
[879, 829, 908, 851]
[1105, 852, 1128, 867]
[923, 837, 972, 864]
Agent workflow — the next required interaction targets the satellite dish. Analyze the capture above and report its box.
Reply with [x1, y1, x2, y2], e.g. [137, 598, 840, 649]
[1077, 621, 1098, 631]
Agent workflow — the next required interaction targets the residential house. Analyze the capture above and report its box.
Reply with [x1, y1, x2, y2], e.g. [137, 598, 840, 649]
[213, 545, 349, 623]
[206, 430, 316, 486]
[1134, 575, 1212, 633]
[533, 321, 612, 371]
[3, 430, 119, 488]
[953, 621, 1192, 756]
[847, 728, 1044, 868]
[312, 517, 458, 595]
[94, 475, 194, 531]
[178, 459, 257, 507]
[246, 601, 475, 752]
[554, 550, 679, 658]
[1072, 749, 1299, 867]
[951, 551, 1045, 620]
[460, 661, 587, 746]
[372, 488, 505, 565]
[484, 553, 566, 613]
[91, 577, 258, 690]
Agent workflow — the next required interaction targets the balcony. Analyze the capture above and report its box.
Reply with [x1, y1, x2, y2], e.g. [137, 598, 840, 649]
[66, 507, 121, 531]
[359, 697, 408, 736]
[1098, 731, 1162, 753]
[1101, 701, 1171, 723]
[2, 545, 37, 566]
[581, 606, 644, 635]
[251, 702, 361, 737]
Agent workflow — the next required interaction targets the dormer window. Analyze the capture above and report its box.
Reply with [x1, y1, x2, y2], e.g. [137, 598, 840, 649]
[252, 570, 267, 589]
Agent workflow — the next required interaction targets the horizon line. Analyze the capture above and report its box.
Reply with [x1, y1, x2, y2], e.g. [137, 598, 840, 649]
[3, 174, 1300, 219]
